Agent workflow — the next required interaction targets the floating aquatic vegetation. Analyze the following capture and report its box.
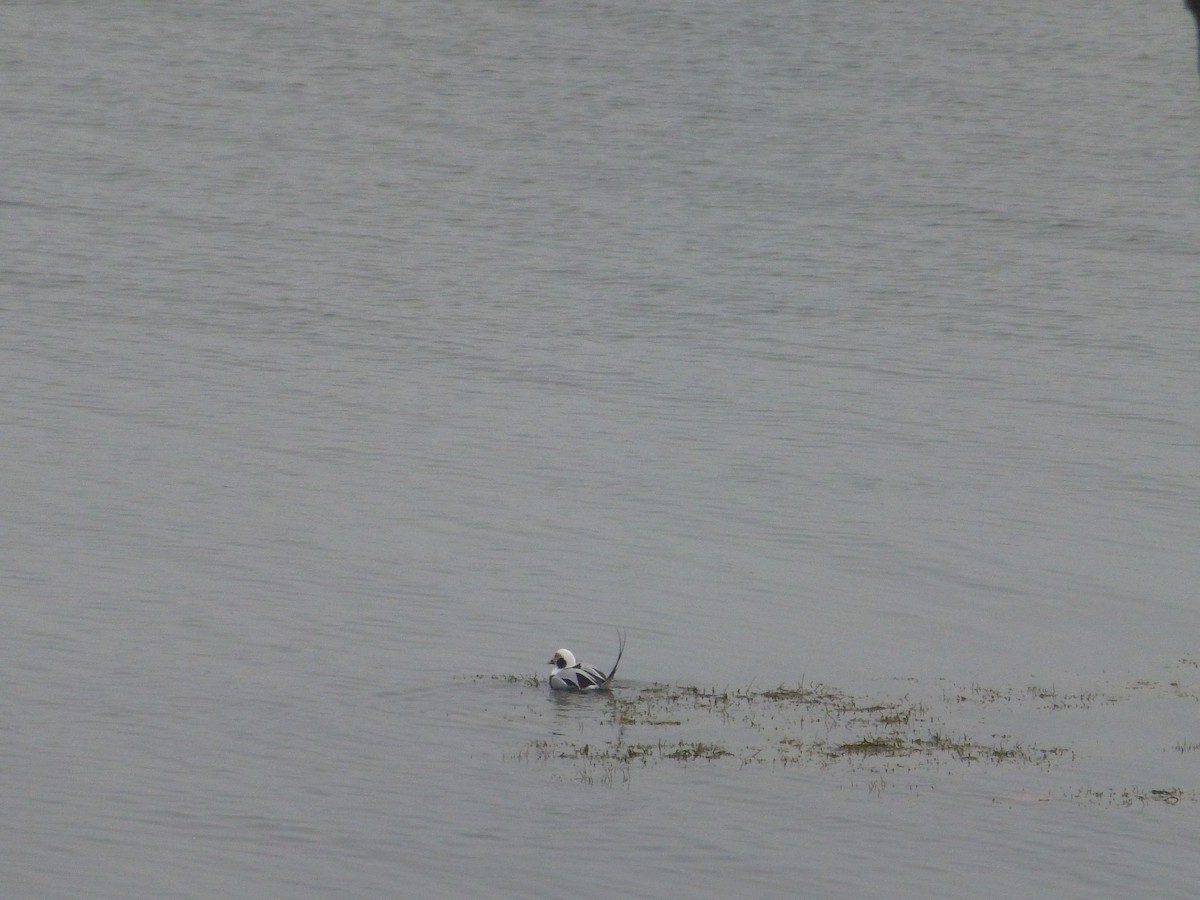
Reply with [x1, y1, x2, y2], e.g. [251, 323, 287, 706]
[1069, 786, 1195, 808]
[500, 678, 1072, 786]
[481, 668, 1200, 804]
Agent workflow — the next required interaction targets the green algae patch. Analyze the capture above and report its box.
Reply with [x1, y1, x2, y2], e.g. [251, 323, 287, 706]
[489, 666, 1200, 803]
[502, 678, 1070, 787]
[837, 735, 908, 756]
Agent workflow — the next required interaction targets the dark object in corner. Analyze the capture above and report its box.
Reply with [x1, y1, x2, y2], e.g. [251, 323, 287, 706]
[1188, 0, 1200, 72]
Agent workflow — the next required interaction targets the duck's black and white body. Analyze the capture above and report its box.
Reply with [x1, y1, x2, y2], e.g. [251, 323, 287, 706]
[548, 631, 625, 691]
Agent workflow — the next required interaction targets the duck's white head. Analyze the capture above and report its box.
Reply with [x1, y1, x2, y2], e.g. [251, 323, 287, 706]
[548, 648, 576, 670]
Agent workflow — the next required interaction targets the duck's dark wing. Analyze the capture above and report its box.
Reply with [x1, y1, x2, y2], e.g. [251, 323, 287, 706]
[576, 666, 608, 688]
[552, 666, 604, 690]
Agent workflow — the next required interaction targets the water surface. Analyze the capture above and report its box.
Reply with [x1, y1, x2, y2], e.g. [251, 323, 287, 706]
[3, 1, 1200, 896]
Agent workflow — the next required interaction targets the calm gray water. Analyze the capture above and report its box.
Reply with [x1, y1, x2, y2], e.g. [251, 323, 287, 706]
[4, 1, 1200, 896]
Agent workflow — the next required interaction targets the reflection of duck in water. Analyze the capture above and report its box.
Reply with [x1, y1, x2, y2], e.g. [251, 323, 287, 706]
[1188, 0, 1200, 72]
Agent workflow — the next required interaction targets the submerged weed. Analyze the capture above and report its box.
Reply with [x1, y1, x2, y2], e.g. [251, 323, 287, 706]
[498, 667, 1197, 802]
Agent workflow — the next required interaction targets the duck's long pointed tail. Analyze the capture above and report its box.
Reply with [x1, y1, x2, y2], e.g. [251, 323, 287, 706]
[605, 629, 626, 685]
